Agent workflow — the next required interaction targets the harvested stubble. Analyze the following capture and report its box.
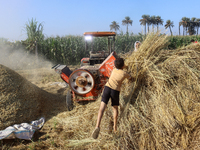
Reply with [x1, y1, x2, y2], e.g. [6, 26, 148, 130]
[45, 32, 199, 149]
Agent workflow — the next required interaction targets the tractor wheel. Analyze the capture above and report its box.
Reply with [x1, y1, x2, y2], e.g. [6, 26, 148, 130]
[66, 91, 73, 111]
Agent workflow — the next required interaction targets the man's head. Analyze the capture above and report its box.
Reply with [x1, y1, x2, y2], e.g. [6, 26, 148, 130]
[114, 58, 124, 69]
[134, 41, 141, 51]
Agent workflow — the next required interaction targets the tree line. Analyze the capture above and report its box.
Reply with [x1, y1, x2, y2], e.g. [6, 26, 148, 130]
[110, 15, 200, 36]
[1, 18, 200, 67]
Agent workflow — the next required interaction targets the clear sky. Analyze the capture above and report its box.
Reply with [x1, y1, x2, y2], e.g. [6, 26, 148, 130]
[0, 0, 200, 41]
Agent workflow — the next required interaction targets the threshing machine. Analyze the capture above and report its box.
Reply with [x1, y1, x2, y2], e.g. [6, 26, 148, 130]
[52, 32, 117, 110]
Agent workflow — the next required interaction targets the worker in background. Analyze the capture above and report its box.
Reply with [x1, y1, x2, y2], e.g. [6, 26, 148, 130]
[92, 57, 133, 139]
[191, 39, 198, 44]
[134, 41, 141, 52]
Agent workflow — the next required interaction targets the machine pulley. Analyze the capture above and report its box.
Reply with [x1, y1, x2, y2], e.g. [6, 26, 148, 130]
[69, 69, 95, 95]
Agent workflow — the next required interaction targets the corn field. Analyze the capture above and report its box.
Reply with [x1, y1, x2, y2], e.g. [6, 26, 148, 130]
[1, 34, 200, 65]
[37, 33, 144, 65]
[167, 35, 200, 49]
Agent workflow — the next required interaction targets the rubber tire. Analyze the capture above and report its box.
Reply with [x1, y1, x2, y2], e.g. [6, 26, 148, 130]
[66, 91, 73, 111]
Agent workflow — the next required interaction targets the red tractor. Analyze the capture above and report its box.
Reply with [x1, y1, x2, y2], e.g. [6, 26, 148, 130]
[53, 32, 117, 110]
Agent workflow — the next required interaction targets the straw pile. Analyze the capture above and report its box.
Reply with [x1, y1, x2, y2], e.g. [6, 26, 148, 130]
[53, 32, 200, 149]
[118, 32, 200, 149]
[0, 64, 63, 130]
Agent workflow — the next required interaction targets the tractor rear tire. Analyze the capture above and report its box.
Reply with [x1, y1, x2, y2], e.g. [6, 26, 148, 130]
[66, 91, 73, 111]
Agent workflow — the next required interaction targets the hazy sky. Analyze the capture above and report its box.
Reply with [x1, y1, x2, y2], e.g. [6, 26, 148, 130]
[0, 0, 199, 41]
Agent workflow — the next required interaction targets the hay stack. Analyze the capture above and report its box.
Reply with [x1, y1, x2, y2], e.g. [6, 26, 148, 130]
[0, 64, 60, 130]
[118, 32, 200, 149]
[54, 32, 200, 149]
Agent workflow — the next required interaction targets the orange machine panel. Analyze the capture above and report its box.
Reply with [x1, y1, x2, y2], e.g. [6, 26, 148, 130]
[98, 51, 116, 77]
[61, 73, 70, 83]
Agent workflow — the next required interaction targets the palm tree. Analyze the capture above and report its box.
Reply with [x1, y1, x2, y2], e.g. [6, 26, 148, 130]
[110, 21, 120, 32]
[24, 18, 44, 58]
[179, 17, 186, 35]
[185, 17, 191, 35]
[179, 19, 186, 36]
[139, 15, 149, 35]
[150, 15, 156, 32]
[156, 16, 163, 32]
[122, 16, 133, 34]
[179, 22, 181, 35]
[165, 20, 174, 36]
[195, 18, 200, 35]
[180, 17, 190, 36]
[146, 15, 151, 33]
[188, 17, 196, 35]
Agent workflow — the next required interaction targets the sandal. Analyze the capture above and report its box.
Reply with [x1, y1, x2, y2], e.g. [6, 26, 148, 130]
[92, 127, 100, 139]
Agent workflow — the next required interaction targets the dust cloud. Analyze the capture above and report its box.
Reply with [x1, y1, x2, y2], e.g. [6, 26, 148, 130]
[0, 44, 53, 71]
